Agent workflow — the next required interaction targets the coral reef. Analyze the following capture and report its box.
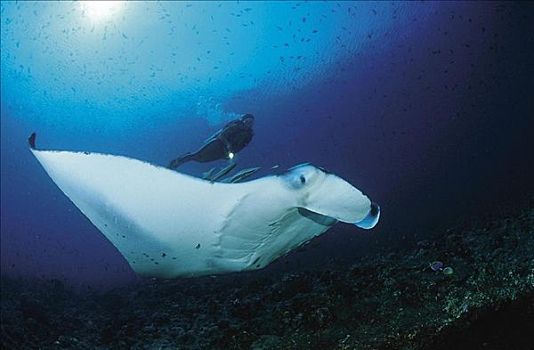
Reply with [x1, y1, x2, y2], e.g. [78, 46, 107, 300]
[1, 207, 532, 349]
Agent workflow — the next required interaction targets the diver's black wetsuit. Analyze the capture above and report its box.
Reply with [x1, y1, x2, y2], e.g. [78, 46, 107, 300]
[168, 114, 254, 169]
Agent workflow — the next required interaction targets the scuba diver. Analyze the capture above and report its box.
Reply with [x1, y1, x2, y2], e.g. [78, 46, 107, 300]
[168, 114, 255, 169]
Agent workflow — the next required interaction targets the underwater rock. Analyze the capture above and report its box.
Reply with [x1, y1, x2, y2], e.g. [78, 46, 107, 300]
[311, 307, 333, 329]
[1, 205, 532, 349]
[249, 335, 283, 350]
[280, 274, 313, 298]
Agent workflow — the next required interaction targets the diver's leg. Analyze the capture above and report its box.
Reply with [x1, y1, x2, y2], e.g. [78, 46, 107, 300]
[168, 153, 195, 169]
[168, 140, 227, 169]
[192, 139, 228, 163]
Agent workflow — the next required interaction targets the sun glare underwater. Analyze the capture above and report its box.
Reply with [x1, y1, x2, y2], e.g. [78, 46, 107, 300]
[1, 1, 533, 349]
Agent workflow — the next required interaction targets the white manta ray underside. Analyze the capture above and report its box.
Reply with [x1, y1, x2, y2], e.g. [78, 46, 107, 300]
[29, 134, 380, 278]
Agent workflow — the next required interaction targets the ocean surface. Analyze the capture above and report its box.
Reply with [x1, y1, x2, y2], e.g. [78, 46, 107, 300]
[1, 2, 533, 348]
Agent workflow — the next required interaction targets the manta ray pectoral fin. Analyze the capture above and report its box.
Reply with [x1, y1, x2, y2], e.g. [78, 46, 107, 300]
[29, 135, 380, 278]
[28, 132, 37, 149]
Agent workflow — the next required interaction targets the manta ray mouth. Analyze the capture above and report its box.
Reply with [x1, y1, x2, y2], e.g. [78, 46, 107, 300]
[354, 202, 380, 229]
[297, 207, 338, 226]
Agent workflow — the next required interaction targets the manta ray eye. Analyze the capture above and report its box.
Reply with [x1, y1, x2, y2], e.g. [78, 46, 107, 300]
[284, 170, 309, 189]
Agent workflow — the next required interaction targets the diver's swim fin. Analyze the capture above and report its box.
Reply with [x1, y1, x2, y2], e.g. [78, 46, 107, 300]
[168, 153, 194, 169]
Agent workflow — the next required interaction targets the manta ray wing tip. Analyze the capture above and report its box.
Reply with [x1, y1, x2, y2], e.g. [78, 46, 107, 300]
[28, 132, 37, 150]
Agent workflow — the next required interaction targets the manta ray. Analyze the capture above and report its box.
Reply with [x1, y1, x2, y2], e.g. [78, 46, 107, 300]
[28, 133, 380, 278]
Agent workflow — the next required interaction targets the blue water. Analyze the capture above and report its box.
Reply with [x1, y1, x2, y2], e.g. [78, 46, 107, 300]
[1, 1, 533, 289]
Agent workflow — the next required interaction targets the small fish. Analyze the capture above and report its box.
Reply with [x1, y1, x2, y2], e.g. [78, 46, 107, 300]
[211, 162, 237, 182]
[202, 167, 218, 180]
[225, 167, 261, 183]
